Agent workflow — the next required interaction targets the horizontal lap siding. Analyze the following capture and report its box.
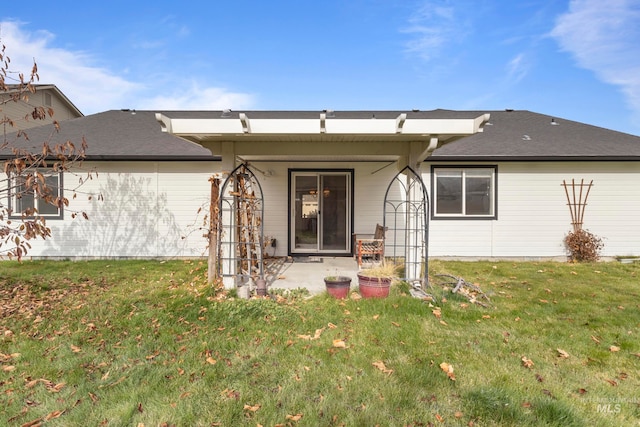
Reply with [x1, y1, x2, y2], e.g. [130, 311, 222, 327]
[426, 161, 640, 258]
[27, 161, 214, 259]
[253, 161, 394, 257]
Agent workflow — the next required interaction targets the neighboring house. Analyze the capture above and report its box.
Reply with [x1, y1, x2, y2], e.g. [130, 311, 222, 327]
[1, 84, 83, 130]
[3, 107, 639, 263]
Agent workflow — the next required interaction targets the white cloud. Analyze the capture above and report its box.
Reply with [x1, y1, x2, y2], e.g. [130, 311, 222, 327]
[136, 82, 254, 111]
[401, 1, 464, 61]
[550, 0, 640, 115]
[506, 53, 529, 84]
[0, 21, 255, 114]
[1, 20, 140, 113]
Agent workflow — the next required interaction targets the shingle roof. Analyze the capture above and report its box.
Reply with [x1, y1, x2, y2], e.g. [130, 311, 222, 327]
[1, 110, 218, 161]
[4, 108, 638, 161]
[430, 109, 640, 161]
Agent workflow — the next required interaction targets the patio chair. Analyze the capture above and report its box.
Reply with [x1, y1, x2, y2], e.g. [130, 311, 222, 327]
[354, 223, 386, 268]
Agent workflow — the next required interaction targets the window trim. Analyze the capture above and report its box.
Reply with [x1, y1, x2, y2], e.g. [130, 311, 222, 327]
[8, 170, 65, 220]
[430, 165, 498, 220]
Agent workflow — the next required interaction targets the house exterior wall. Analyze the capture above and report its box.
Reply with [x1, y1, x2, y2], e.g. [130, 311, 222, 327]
[11, 161, 214, 259]
[248, 161, 398, 257]
[424, 161, 640, 259]
[8, 158, 638, 260]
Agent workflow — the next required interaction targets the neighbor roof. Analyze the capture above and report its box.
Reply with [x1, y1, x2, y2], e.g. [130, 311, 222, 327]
[1, 110, 219, 161]
[5, 84, 84, 118]
[429, 110, 640, 161]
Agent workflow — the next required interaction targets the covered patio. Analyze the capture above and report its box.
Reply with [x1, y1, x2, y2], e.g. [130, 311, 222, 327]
[156, 110, 490, 294]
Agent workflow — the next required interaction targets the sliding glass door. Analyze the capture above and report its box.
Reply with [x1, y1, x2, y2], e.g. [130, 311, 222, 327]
[290, 170, 352, 254]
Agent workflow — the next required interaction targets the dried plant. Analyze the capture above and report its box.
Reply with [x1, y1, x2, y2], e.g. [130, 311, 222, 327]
[564, 229, 604, 262]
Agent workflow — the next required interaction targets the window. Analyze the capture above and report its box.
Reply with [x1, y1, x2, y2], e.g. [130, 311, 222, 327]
[432, 166, 496, 219]
[9, 171, 64, 219]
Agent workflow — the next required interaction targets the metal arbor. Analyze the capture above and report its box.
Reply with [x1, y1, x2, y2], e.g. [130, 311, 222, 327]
[217, 164, 265, 289]
[383, 165, 429, 285]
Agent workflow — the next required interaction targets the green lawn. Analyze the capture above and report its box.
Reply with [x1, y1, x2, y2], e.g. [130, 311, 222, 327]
[1, 259, 639, 426]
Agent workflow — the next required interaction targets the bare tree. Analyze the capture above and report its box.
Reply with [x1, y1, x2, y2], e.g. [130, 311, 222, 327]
[1, 43, 93, 260]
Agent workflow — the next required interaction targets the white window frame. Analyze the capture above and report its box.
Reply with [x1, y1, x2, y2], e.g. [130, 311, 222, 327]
[431, 166, 497, 219]
[9, 170, 64, 219]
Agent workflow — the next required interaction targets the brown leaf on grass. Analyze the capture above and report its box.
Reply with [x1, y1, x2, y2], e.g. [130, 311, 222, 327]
[609, 345, 620, 352]
[89, 392, 99, 403]
[243, 404, 261, 412]
[432, 308, 442, 319]
[391, 321, 400, 327]
[206, 357, 217, 365]
[604, 379, 618, 386]
[332, 339, 347, 348]
[590, 335, 601, 344]
[535, 374, 544, 382]
[372, 314, 380, 320]
[47, 382, 66, 393]
[556, 348, 570, 359]
[20, 417, 43, 427]
[327, 322, 337, 329]
[44, 410, 64, 421]
[70, 345, 82, 353]
[439, 362, 455, 381]
[435, 413, 444, 422]
[372, 361, 393, 375]
[521, 356, 534, 369]
[285, 413, 303, 421]
[2, 365, 16, 372]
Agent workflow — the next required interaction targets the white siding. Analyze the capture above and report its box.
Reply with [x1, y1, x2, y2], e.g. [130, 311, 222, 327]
[8, 159, 638, 260]
[17, 161, 214, 259]
[426, 161, 640, 258]
[251, 161, 396, 257]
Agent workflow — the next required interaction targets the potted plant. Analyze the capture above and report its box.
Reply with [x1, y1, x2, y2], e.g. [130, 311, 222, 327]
[323, 276, 352, 299]
[357, 263, 398, 298]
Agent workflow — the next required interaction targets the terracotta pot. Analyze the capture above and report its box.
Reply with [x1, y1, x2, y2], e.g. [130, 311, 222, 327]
[324, 276, 352, 299]
[357, 274, 392, 298]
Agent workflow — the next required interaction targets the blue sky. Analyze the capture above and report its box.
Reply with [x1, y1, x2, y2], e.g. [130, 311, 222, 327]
[2, 0, 640, 135]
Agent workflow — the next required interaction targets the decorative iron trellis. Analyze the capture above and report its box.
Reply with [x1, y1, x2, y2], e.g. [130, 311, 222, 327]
[217, 164, 265, 289]
[383, 165, 429, 285]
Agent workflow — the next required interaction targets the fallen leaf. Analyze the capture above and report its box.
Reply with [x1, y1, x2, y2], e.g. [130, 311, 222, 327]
[604, 379, 618, 386]
[71, 345, 82, 353]
[243, 404, 261, 412]
[372, 361, 394, 374]
[439, 362, 456, 381]
[590, 335, 601, 344]
[391, 322, 400, 327]
[432, 308, 442, 319]
[557, 348, 570, 359]
[609, 345, 620, 352]
[206, 357, 217, 365]
[435, 413, 444, 422]
[332, 339, 347, 348]
[521, 356, 534, 369]
[44, 410, 63, 421]
[2, 365, 16, 372]
[285, 413, 303, 421]
[372, 314, 380, 320]
[48, 382, 66, 393]
[327, 322, 337, 329]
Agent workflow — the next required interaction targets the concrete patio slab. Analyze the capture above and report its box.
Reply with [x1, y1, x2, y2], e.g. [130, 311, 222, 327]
[262, 256, 361, 296]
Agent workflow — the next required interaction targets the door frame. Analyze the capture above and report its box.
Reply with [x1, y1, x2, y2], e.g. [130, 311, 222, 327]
[288, 168, 354, 256]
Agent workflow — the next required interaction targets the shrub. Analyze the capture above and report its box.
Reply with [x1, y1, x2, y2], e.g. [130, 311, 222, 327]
[564, 229, 604, 262]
